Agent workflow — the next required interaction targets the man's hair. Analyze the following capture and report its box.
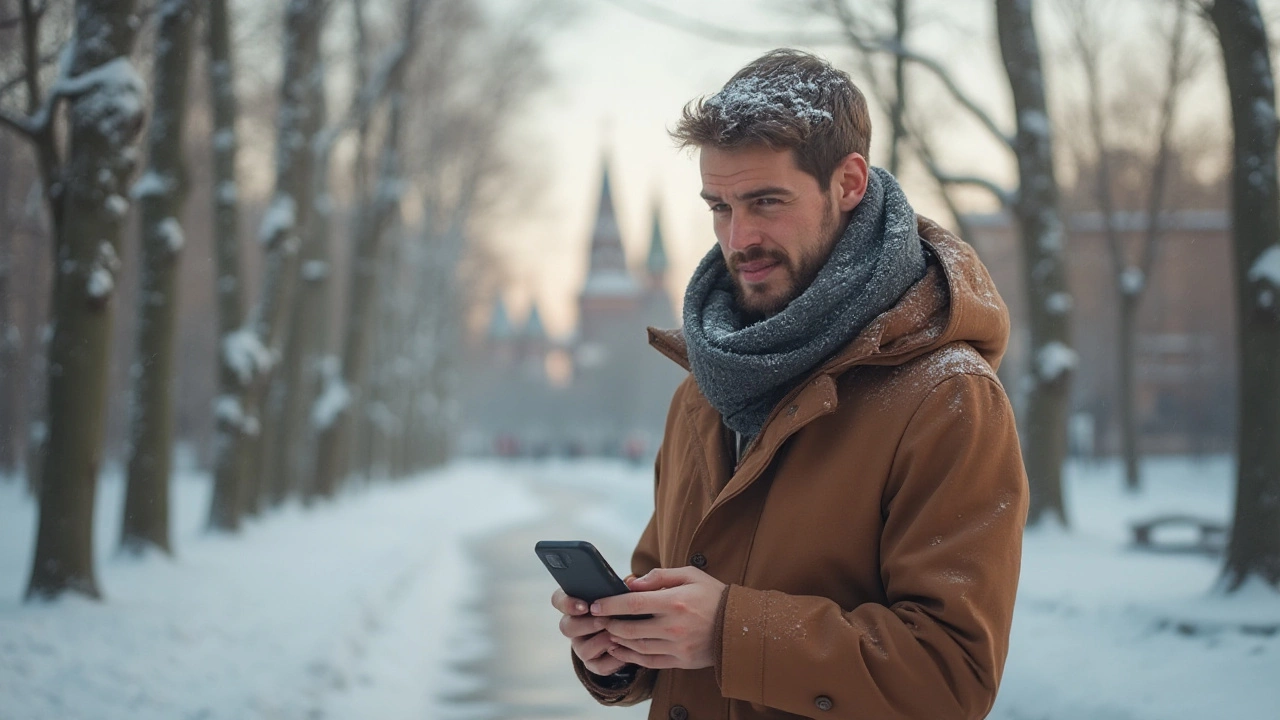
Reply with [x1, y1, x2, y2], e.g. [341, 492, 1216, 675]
[671, 49, 871, 187]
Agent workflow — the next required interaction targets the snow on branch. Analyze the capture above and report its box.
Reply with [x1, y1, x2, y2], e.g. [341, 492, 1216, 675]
[4, 55, 145, 142]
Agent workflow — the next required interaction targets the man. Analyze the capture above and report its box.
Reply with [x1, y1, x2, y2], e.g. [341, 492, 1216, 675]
[552, 49, 1028, 720]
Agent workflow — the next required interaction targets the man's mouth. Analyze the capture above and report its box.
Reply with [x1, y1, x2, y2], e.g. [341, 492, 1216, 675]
[736, 259, 780, 284]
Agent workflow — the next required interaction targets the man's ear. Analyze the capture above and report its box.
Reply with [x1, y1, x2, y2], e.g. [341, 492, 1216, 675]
[833, 152, 870, 213]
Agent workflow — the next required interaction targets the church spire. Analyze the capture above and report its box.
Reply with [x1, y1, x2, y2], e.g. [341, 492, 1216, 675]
[582, 157, 638, 298]
[646, 202, 669, 281]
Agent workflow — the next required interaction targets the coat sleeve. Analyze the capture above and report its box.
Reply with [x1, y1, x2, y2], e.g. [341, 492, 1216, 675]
[570, 450, 665, 706]
[717, 373, 1028, 720]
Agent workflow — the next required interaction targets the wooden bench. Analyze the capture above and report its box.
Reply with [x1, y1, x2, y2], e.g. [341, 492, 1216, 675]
[1130, 514, 1229, 555]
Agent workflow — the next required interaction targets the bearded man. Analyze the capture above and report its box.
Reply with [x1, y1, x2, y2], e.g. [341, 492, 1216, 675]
[552, 48, 1028, 720]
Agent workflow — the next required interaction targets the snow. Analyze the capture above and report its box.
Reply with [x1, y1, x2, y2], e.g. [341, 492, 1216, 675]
[105, 194, 129, 218]
[130, 171, 173, 200]
[216, 180, 237, 206]
[158, 217, 184, 253]
[213, 128, 235, 151]
[59, 57, 146, 145]
[0, 457, 1276, 718]
[1036, 341, 1078, 382]
[1045, 291, 1073, 315]
[258, 195, 297, 244]
[1121, 266, 1145, 296]
[221, 328, 273, 385]
[301, 260, 329, 281]
[1020, 108, 1050, 138]
[311, 375, 351, 430]
[86, 267, 114, 299]
[0, 461, 544, 720]
[701, 66, 841, 139]
[1247, 244, 1280, 287]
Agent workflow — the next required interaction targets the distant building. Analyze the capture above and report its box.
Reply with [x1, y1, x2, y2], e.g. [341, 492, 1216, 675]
[964, 209, 1235, 457]
[464, 159, 686, 458]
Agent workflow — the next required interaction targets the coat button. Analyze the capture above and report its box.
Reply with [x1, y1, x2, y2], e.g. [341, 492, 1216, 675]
[669, 705, 689, 720]
[815, 695, 834, 712]
[690, 553, 707, 569]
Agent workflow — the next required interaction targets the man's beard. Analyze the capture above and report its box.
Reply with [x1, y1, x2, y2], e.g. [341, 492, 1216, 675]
[728, 201, 842, 321]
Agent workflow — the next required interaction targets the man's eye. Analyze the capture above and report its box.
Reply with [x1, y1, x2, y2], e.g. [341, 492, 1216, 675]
[709, 204, 729, 213]
[756, 197, 780, 206]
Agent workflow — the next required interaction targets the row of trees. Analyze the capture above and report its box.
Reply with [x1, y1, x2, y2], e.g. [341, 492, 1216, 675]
[612, 0, 1279, 591]
[0, 0, 552, 599]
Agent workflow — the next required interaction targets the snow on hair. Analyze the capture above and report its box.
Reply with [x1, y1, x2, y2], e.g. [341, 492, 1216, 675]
[671, 49, 871, 184]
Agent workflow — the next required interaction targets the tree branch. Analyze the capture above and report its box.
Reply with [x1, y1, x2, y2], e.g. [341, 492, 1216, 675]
[595, 0, 843, 47]
[828, 0, 1015, 150]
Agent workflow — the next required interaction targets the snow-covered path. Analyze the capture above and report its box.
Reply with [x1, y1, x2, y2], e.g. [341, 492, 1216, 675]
[1, 456, 1277, 719]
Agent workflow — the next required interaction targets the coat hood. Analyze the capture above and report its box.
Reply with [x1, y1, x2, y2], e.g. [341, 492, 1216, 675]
[649, 216, 1010, 377]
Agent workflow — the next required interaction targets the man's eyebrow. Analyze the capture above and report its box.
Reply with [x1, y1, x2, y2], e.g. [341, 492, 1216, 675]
[699, 186, 793, 202]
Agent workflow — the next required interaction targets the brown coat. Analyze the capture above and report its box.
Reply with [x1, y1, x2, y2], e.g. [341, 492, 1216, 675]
[574, 218, 1029, 720]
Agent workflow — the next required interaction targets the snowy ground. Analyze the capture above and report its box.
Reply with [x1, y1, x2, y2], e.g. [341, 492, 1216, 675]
[0, 456, 1277, 719]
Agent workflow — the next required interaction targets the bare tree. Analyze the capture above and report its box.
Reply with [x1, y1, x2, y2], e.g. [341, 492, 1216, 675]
[120, 0, 198, 556]
[1060, 0, 1197, 491]
[1204, 0, 1280, 593]
[206, 0, 253, 532]
[312, 0, 430, 498]
[824, 0, 1071, 525]
[0, 0, 148, 600]
[210, 0, 329, 522]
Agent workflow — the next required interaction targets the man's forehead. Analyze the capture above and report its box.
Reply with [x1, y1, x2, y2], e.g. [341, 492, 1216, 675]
[699, 146, 803, 197]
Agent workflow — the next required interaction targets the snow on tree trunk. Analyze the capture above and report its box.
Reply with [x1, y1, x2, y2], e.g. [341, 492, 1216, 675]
[995, 0, 1072, 527]
[120, 0, 197, 557]
[313, 0, 425, 498]
[1208, 0, 1280, 592]
[26, 0, 146, 601]
[268, 58, 330, 505]
[229, 0, 328, 516]
[206, 0, 251, 533]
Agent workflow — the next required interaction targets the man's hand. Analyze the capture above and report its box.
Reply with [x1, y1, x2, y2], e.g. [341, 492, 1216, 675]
[593, 567, 726, 671]
[552, 588, 629, 676]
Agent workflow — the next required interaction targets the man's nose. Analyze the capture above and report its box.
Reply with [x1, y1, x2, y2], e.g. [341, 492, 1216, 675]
[726, 215, 762, 252]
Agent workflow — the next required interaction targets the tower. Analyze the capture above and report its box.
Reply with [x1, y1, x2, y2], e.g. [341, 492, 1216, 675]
[578, 159, 640, 344]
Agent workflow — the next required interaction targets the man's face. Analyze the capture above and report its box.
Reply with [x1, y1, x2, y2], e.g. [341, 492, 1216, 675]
[699, 145, 844, 319]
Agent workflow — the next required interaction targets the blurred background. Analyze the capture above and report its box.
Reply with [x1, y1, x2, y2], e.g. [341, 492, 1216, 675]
[1, 0, 1278, 718]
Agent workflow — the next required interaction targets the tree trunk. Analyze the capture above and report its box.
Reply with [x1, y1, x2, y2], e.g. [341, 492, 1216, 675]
[313, 0, 424, 497]
[0, 134, 17, 476]
[995, 0, 1071, 527]
[120, 0, 197, 557]
[888, 0, 907, 177]
[225, 0, 328, 516]
[1209, 0, 1280, 592]
[27, 0, 146, 601]
[206, 0, 250, 532]
[269, 62, 329, 505]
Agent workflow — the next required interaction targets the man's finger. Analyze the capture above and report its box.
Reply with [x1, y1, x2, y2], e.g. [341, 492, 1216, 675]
[592, 587, 669, 618]
[608, 644, 681, 670]
[611, 635, 671, 656]
[584, 653, 628, 677]
[559, 613, 608, 640]
[605, 617, 672, 641]
[572, 630, 615, 663]
[627, 567, 701, 591]
[552, 588, 589, 616]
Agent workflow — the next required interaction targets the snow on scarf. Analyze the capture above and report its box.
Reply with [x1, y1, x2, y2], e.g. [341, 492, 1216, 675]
[682, 166, 926, 442]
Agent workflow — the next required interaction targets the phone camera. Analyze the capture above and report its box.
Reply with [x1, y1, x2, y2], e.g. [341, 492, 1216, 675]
[545, 553, 570, 569]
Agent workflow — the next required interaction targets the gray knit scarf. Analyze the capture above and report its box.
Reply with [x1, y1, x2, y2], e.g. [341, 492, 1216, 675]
[682, 166, 926, 441]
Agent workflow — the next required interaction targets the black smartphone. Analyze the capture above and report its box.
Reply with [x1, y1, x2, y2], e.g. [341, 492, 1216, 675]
[535, 540, 652, 620]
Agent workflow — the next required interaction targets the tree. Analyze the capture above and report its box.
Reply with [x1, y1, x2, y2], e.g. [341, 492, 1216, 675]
[211, 0, 330, 523]
[0, 0, 148, 600]
[1205, 0, 1280, 592]
[206, 0, 253, 532]
[312, 0, 429, 498]
[826, 0, 1073, 525]
[120, 0, 199, 556]
[1060, 0, 1197, 491]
